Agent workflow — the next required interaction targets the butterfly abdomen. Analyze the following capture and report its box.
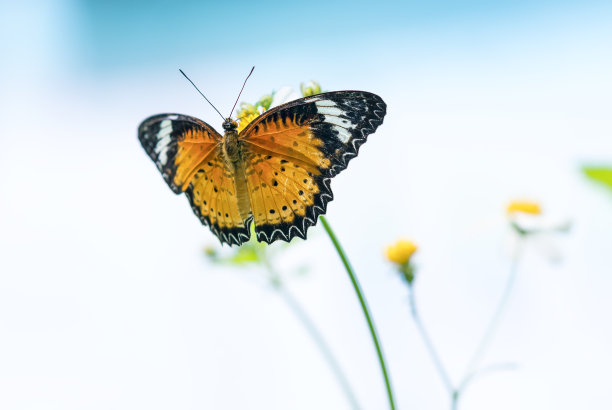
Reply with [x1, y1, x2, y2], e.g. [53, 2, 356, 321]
[221, 129, 252, 222]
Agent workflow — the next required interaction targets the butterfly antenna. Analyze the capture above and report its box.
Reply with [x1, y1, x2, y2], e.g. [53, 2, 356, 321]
[228, 66, 255, 119]
[179, 69, 225, 121]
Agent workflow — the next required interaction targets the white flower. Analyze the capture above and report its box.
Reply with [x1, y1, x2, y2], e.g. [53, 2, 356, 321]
[270, 86, 301, 108]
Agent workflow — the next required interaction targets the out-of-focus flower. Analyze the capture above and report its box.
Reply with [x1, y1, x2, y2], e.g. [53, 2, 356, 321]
[236, 102, 264, 132]
[386, 239, 418, 265]
[270, 86, 301, 108]
[506, 200, 542, 215]
[385, 239, 418, 284]
[300, 81, 322, 97]
[505, 199, 570, 236]
[504, 200, 571, 263]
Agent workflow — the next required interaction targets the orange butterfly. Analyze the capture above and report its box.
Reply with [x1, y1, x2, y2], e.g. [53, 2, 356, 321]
[138, 89, 386, 245]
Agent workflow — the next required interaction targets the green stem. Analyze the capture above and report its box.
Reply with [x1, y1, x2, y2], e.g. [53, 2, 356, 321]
[320, 216, 396, 410]
[259, 252, 362, 409]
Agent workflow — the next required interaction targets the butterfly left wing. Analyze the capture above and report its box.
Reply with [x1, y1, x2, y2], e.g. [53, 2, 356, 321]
[238, 91, 386, 243]
[138, 114, 221, 193]
[138, 114, 252, 245]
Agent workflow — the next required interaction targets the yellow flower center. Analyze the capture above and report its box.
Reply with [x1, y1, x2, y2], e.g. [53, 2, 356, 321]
[237, 111, 260, 133]
[506, 200, 542, 215]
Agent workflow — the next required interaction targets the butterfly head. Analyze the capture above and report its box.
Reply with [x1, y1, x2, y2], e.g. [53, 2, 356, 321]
[222, 118, 238, 131]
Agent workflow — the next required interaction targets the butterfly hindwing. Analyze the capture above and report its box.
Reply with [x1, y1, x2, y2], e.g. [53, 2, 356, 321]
[239, 91, 386, 243]
[185, 155, 252, 246]
[243, 151, 332, 243]
[138, 114, 221, 193]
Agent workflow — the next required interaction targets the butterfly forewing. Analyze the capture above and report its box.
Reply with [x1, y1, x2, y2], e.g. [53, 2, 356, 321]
[138, 114, 221, 193]
[239, 90, 386, 243]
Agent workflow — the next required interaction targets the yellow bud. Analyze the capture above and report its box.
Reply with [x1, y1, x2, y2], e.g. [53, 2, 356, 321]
[506, 200, 542, 215]
[385, 239, 418, 265]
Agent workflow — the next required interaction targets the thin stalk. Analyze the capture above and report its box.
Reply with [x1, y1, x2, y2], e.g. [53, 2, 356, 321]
[320, 216, 396, 410]
[453, 239, 524, 408]
[462, 241, 523, 378]
[407, 286, 454, 394]
[259, 253, 362, 409]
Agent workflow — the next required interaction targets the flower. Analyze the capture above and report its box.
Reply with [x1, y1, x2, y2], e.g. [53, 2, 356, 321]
[236, 103, 260, 132]
[385, 239, 418, 265]
[506, 200, 542, 215]
[385, 239, 418, 284]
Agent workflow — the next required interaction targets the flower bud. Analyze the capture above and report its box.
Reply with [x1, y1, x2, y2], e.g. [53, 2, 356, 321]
[300, 81, 322, 97]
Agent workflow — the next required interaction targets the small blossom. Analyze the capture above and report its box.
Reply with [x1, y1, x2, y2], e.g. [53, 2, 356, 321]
[385, 239, 418, 265]
[506, 200, 542, 215]
[385, 239, 418, 285]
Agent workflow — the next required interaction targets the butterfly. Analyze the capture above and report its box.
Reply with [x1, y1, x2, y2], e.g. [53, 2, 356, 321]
[138, 90, 386, 246]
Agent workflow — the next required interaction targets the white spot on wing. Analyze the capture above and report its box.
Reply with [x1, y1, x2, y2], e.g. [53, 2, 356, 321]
[155, 120, 173, 166]
[314, 99, 337, 107]
[316, 105, 344, 116]
[314, 99, 355, 143]
[333, 126, 352, 143]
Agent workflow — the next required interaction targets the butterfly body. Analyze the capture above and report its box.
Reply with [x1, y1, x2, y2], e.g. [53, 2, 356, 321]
[139, 91, 386, 246]
[219, 121, 252, 222]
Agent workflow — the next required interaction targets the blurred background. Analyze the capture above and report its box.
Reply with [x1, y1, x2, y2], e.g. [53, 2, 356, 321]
[1, 0, 611, 409]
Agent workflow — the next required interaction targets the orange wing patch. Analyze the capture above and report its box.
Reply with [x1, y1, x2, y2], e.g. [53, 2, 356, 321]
[138, 114, 221, 194]
[185, 154, 252, 246]
[243, 151, 332, 243]
[240, 109, 331, 173]
[174, 127, 219, 191]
